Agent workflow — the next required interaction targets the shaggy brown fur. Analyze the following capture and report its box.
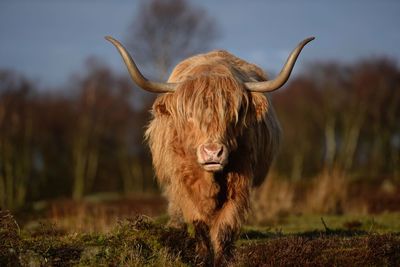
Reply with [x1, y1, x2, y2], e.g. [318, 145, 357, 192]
[146, 50, 281, 265]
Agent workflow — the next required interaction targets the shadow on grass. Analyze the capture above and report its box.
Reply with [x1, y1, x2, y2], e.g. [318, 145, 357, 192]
[240, 217, 370, 241]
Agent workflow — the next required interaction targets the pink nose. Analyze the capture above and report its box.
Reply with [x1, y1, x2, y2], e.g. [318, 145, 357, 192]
[200, 143, 224, 161]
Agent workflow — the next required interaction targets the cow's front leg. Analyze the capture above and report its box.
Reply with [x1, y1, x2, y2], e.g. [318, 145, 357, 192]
[209, 203, 239, 266]
[214, 228, 235, 266]
[193, 220, 214, 266]
[210, 174, 250, 266]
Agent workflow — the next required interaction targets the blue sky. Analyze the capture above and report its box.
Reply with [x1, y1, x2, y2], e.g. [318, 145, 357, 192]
[1, 0, 399, 88]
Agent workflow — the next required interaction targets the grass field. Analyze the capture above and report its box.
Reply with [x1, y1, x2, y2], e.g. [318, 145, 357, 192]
[1, 210, 400, 266]
[251, 213, 400, 234]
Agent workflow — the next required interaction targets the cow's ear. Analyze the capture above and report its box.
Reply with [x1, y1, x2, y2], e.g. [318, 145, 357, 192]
[153, 97, 171, 116]
[154, 102, 169, 116]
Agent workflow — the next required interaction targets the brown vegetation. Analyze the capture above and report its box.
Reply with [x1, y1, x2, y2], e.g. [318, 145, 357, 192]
[1, 211, 400, 267]
[236, 233, 400, 267]
[251, 170, 400, 224]
[46, 196, 167, 233]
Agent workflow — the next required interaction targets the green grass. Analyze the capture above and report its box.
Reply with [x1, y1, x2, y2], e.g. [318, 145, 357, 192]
[1, 211, 400, 266]
[252, 212, 400, 234]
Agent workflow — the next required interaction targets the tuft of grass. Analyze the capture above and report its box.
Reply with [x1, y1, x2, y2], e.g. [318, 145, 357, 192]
[20, 222, 83, 266]
[79, 216, 195, 266]
[0, 210, 21, 266]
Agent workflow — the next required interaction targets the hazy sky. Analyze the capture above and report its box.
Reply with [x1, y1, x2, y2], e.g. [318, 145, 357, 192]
[1, 0, 399, 88]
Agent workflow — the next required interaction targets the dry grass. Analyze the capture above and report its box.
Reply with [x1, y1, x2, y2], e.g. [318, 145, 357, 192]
[235, 233, 400, 267]
[0, 210, 21, 266]
[304, 169, 348, 214]
[14, 172, 400, 234]
[1, 211, 195, 266]
[21, 195, 167, 233]
[1, 211, 400, 267]
[251, 172, 297, 223]
[3, 172, 400, 266]
[250, 170, 400, 225]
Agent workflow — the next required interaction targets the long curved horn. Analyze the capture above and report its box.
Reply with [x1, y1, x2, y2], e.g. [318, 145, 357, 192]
[105, 36, 176, 93]
[244, 37, 315, 92]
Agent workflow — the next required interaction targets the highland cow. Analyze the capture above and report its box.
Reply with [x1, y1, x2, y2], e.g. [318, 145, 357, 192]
[106, 36, 314, 266]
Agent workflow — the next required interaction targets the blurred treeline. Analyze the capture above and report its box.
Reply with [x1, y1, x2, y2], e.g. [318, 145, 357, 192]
[1, 0, 399, 212]
[274, 59, 400, 181]
[1, 57, 399, 211]
[0, 61, 156, 210]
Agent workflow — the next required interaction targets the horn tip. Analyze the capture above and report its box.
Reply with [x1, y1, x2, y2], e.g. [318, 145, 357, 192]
[305, 36, 315, 43]
[105, 35, 117, 44]
[299, 36, 315, 47]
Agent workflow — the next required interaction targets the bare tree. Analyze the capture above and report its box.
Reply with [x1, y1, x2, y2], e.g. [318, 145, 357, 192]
[126, 0, 219, 79]
[0, 71, 35, 210]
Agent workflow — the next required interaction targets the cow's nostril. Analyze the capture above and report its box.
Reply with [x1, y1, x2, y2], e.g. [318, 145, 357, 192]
[216, 146, 223, 157]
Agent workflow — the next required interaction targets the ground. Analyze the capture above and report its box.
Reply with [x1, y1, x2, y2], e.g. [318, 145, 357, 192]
[1, 210, 400, 266]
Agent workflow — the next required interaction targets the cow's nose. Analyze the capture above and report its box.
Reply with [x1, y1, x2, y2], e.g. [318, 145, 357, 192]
[198, 142, 228, 172]
[201, 143, 224, 160]
[200, 143, 225, 162]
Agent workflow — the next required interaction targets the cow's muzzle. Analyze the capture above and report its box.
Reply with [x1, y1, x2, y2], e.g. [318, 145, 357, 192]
[197, 143, 228, 172]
